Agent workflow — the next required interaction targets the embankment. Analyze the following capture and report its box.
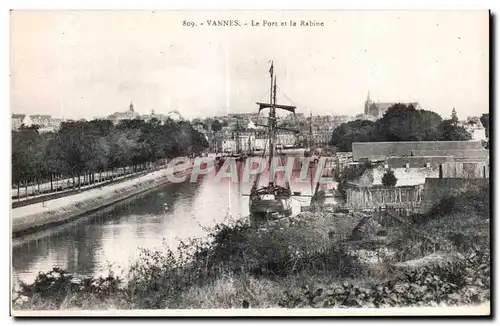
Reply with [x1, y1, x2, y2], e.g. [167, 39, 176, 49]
[11, 163, 193, 237]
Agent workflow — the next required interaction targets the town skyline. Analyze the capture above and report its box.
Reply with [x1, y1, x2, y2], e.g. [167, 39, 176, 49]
[11, 10, 489, 120]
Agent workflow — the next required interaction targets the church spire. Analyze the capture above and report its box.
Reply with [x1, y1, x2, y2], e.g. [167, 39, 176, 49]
[364, 91, 372, 115]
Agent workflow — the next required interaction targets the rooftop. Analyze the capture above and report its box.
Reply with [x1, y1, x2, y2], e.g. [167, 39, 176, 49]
[29, 114, 52, 119]
[352, 140, 484, 162]
[387, 156, 455, 168]
[411, 149, 488, 159]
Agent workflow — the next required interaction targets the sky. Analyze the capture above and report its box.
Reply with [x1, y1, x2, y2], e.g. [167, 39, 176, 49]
[10, 10, 489, 120]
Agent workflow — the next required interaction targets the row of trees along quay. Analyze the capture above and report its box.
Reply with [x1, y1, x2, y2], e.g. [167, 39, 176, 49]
[11, 118, 208, 200]
[330, 105, 483, 152]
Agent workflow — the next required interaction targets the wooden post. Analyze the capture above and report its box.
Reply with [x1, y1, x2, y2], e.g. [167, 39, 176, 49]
[439, 164, 443, 179]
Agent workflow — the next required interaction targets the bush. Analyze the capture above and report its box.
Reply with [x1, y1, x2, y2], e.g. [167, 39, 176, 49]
[13, 268, 127, 310]
[197, 214, 363, 279]
[336, 162, 372, 199]
[382, 169, 397, 187]
[278, 248, 490, 308]
[12, 189, 491, 310]
[13, 214, 365, 310]
[387, 187, 490, 263]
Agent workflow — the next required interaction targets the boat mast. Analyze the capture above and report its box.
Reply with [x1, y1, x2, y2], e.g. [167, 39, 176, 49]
[235, 117, 240, 154]
[309, 110, 313, 149]
[268, 72, 277, 185]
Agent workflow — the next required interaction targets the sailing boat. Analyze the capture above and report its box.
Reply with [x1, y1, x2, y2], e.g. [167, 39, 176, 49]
[248, 62, 297, 221]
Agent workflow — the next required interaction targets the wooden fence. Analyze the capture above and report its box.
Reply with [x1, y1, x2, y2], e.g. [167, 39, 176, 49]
[345, 185, 424, 210]
[440, 162, 489, 179]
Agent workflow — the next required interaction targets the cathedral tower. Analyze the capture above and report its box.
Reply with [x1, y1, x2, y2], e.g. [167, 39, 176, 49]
[364, 91, 372, 115]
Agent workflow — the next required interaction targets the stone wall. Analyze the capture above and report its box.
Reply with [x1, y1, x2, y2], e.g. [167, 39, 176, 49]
[419, 178, 490, 214]
[352, 141, 484, 162]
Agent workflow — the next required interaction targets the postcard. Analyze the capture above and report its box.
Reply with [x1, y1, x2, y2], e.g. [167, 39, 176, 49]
[10, 9, 490, 317]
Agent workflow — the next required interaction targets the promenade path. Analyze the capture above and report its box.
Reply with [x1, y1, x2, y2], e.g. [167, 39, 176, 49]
[12, 166, 153, 201]
[11, 162, 192, 221]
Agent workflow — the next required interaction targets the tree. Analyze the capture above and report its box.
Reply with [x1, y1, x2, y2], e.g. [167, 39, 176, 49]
[335, 162, 372, 199]
[211, 120, 222, 133]
[12, 126, 41, 193]
[480, 113, 489, 139]
[11, 117, 210, 195]
[55, 121, 88, 189]
[437, 119, 472, 141]
[330, 119, 375, 152]
[382, 169, 398, 187]
[374, 104, 442, 141]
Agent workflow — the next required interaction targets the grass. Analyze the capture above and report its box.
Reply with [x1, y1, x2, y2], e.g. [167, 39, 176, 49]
[12, 185, 490, 311]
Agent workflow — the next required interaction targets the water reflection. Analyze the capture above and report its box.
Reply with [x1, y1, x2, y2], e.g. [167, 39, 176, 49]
[12, 157, 337, 284]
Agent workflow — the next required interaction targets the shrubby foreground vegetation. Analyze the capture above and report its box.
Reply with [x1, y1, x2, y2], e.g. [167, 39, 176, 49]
[12, 185, 489, 310]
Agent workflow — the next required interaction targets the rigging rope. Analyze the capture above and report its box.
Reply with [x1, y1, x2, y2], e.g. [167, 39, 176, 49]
[276, 86, 319, 118]
[276, 86, 299, 108]
[257, 89, 271, 103]
[253, 139, 268, 188]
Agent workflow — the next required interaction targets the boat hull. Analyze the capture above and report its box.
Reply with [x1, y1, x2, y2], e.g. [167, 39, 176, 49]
[249, 198, 292, 222]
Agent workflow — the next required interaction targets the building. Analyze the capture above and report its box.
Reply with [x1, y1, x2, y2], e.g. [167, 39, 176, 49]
[107, 102, 141, 124]
[276, 131, 297, 148]
[349, 162, 440, 187]
[348, 155, 487, 188]
[11, 114, 62, 132]
[222, 139, 237, 152]
[39, 118, 63, 133]
[364, 92, 421, 119]
[220, 129, 296, 153]
[254, 138, 269, 151]
[29, 115, 63, 133]
[352, 140, 486, 162]
[141, 109, 167, 123]
[29, 115, 52, 127]
[348, 140, 488, 188]
[459, 116, 486, 141]
[469, 127, 487, 141]
[331, 115, 352, 128]
[229, 113, 259, 120]
[354, 113, 377, 122]
[11, 114, 32, 130]
[167, 110, 183, 121]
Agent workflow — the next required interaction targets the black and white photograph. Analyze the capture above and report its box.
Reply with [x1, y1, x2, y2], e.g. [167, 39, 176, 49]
[9, 9, 490, 316]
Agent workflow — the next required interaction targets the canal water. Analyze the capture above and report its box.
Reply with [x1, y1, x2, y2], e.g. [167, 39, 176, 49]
[12, 159, 338, 284]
